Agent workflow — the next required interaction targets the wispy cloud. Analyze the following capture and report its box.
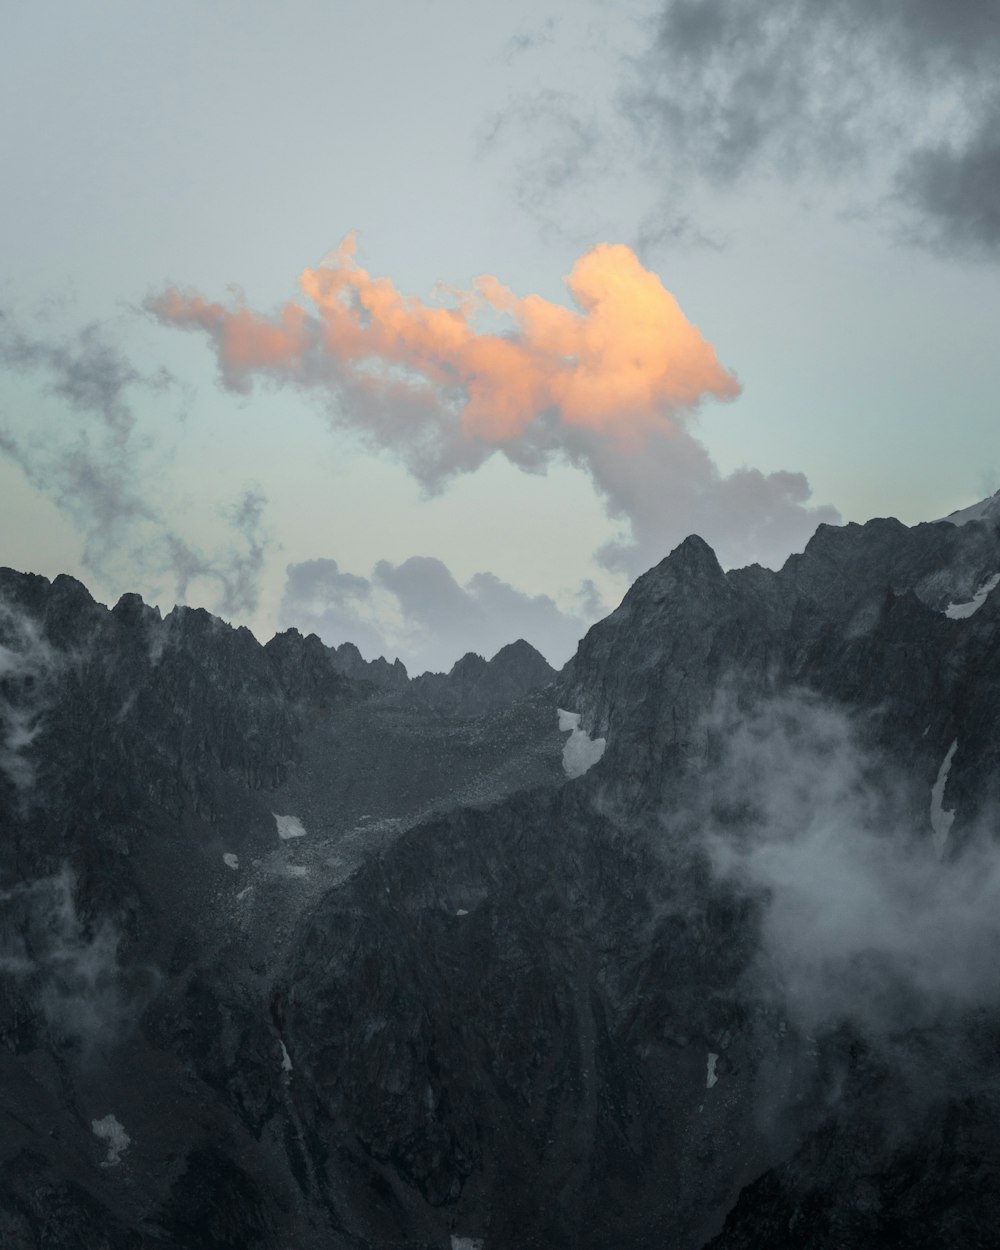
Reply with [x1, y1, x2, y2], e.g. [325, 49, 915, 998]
[502, 15, 559, 63]
[0, 309, 175, 443]
[478, 90, 607, 236]
[0, 309, 272, 617]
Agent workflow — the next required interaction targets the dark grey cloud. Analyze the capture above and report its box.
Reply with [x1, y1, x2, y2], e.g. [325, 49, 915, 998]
[465, 568, 592, 648]
[627, 0, 1000, 257]
[280, 554, 596, 673]
[897, 104, 1000, 255]
[374, 556, 485, 642]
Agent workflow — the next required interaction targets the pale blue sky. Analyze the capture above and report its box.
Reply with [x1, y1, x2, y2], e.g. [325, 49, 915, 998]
[2, 0, 998, 671]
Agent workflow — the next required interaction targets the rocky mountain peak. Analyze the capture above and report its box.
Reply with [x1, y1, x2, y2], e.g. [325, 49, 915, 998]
[448, 650, 489, 679]
[406, 638, 556, 717]
[485, 637, 554, 683]
[111, 591, 161, 628]
[630, 532, 728, 602]
[327, 640, 410, 690]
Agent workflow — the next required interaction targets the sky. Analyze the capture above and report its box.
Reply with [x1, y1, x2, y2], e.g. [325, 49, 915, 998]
[1, 0, 998, 673]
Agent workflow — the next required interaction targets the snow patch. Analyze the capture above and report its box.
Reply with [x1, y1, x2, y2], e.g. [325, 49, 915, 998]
[92, 1114, 130, 1167]
[279, 1039, 293, 1073]
[944, 574, 1000, 619]
[451, 1238, 485, 1250]
[222, 853, 239, 870]
[706, 1052, 719, 1089]
[274, 813, 307, 840]
[456, 908, 469, 916]
[557, 708, 606, 779]
[930, 739, 958, 860]
[939, 493, 1000, 526]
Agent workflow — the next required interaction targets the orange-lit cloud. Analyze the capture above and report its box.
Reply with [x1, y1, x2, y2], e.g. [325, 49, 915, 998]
[147, 233, 739, 447]
[147, 238, 836, 574]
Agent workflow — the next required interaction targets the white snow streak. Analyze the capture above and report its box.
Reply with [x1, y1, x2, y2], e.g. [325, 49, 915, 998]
[939, 493, 1000, 527]
[706, 1052, 719, 1089]
[222, 853, 239, 870]
[944, 574, 1000, 619]
[930, 739, 958, 860]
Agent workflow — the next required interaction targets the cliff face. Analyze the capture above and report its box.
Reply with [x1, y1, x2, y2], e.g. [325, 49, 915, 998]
[4, 503, 1000, 1248]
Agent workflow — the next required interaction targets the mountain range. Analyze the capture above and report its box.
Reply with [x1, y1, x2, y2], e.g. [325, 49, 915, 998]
[3, 494, 1000, 1248]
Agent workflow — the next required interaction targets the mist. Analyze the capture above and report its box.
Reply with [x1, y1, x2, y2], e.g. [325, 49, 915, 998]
[698, 690, 1000, 1035]
[0, 597, 57, 793]
[0, 869, 131, 1053]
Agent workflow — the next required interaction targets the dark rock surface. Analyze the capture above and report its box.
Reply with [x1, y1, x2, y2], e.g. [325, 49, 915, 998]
[4, 496, 1000, 1247]
[406, 640, 557, 717]
[329, 641, 410, 692]
[326, 636, 557, 718]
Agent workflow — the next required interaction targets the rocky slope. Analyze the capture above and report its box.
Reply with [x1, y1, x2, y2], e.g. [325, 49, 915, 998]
[4, 498, 1000, 1247]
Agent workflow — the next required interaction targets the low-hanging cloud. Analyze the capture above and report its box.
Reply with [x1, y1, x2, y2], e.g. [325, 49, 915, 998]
[0, 870, 129, 1052]
[280, 554, 595, 674]
[0, 597, 58, 794]
[628, 0, 1000, 258]
[148, 238, 836, 575]
[700, 690, 1000, 1035]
